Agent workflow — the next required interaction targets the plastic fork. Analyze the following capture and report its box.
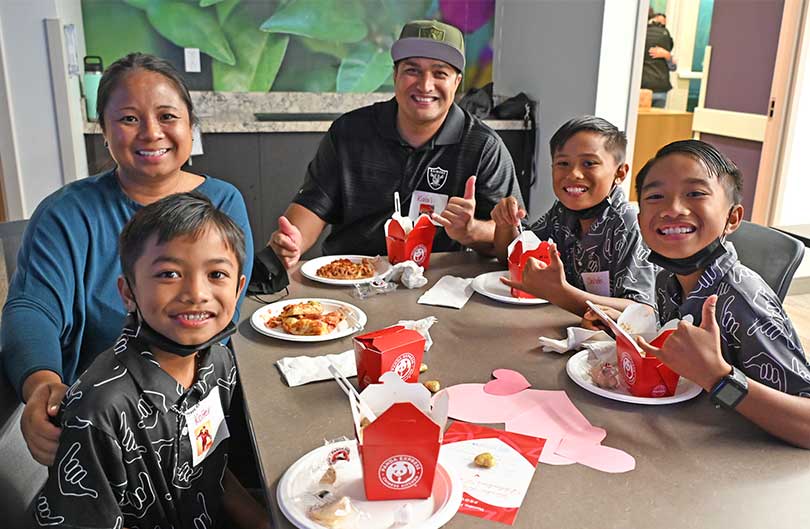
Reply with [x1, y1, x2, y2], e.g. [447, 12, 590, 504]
[327, 361, 376, 421]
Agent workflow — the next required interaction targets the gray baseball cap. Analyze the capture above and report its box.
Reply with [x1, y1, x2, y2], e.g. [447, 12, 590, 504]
[391, 20, 465, 72]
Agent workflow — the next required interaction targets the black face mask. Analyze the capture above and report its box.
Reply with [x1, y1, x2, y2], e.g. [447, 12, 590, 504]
[648, 208, 734, 276]
[125, 279, 236, 357]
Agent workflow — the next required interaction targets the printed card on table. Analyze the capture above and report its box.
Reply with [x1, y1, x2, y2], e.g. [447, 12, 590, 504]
[440, 422, 545, 525]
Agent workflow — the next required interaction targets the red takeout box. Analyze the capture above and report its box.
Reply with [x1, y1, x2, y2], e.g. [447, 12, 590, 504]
[356, 372, 449, 500]
[385, 214, 437, 269]
[616, 328, 680, 398]
[507, 231, 552, 298]
[353, 325, 426, 390]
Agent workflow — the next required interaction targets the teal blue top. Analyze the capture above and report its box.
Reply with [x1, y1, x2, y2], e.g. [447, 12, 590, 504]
[0, 170, 253, 398]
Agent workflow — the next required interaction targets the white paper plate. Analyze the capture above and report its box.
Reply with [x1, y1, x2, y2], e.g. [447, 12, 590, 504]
[278, 440, 462, 529]
[300, 255, 391, 286]
[471, 271, 548, 305]
[250, 298, 367, 342]
[566, 350, 702, 405]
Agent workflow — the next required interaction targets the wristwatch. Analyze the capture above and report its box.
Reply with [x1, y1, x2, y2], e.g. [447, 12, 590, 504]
[709, 366, 749, 409]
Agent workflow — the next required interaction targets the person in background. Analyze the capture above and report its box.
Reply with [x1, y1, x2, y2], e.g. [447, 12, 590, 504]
[269, 19, 522, 268]
[35, 192, 270, 528]
[607, 140, 810, 448]
[1, 52, 254, 466]
[642, 12, 677, 108]
[494, 116, 657, 316]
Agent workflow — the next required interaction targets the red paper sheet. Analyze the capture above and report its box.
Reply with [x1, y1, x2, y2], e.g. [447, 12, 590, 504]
[441, 423, 545, 525]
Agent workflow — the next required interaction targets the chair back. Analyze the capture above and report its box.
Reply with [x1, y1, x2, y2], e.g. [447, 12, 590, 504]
[727, 220, 804, 301]
[0, 375, 46, 529]
[0, 219, 28, 284]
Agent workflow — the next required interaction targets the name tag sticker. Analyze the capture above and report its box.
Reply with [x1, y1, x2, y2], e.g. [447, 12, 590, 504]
[408, 191, 449, 225]
[184, 386, 229, 467]
[581, 271, 611, 297]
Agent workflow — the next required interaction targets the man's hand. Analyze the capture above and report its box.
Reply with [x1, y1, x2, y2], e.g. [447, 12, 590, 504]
[500, 242, 569, 301]
[581, 304, 622, 331]
[491, 196, 526, 228]
[648, 46, 671, 60]
[637, 295, 732, 391]
[433, 175, 478, 245]
[268, 216, 303, 269]
[21, 381, 66, 465]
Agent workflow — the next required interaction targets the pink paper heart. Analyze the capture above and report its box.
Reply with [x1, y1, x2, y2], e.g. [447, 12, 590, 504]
[484, 369, 531, 395]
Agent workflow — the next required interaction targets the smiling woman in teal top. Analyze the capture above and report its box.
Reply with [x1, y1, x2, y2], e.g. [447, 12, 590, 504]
[0, 52, 253, 466]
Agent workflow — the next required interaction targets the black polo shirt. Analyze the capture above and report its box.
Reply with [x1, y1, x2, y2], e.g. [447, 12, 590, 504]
[35, 323, 237, 529]
[294, 98, 523, 256]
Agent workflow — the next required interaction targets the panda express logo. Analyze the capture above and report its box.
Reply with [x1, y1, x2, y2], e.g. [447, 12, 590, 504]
[391, 353, 416, 380]
[620, 351, 636, 386]
[410, 244, 428, 265]
[378, 455, 423, 489]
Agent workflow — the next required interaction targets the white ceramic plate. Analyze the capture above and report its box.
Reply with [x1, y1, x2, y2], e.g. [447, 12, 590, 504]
[471, 271, 548, 305]
[566, 350, 702, 405]
[278, 440, 463, 529]
[250, 298, 367, 342]
[300, 255, 391, 286]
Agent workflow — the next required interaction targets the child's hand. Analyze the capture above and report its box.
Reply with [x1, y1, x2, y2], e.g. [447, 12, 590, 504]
[636, 295, 732, 391]
[581, 305, 621, 331]
[491, 196, 526, 228]
[500, 242, 568, 300]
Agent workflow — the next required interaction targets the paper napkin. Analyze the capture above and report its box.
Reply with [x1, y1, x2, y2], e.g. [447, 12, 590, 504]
[417, 276, 474, 309]
[276, 349, 356, 387]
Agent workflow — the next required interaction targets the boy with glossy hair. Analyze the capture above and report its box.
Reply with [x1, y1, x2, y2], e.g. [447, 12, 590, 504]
[632, 139, 810, 448]
[493, 116, 656, 315]
[35, 192, 270, 528]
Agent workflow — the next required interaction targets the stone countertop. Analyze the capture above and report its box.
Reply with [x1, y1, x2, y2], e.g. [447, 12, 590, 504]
[83, 91, 529, 134]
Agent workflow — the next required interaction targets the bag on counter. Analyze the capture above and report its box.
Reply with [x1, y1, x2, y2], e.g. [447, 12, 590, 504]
[493, 92, 538, 195]
[247, 246, 289, 296]
[458, 82, 493, 118]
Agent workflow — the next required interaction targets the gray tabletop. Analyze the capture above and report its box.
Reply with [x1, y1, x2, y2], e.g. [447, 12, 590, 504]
[232, 252, 810, 529]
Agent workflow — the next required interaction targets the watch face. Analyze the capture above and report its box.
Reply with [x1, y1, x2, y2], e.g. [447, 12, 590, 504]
[715, 381, 745, 408]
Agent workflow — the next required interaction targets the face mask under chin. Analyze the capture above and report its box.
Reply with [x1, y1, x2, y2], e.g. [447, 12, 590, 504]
[132, 313, 236, 357]
[647, 237, 728, 276]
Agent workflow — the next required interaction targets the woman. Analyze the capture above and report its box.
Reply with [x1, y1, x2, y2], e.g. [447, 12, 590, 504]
[1, 53, 254, 465]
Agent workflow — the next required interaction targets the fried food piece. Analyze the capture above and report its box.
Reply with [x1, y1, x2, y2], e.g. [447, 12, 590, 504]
[319, 466, 337, 485]
[474, 452, 496, 468]
[280, 300, 323, 318]
[307, 496, 356, 528]
[282, 316, 330, 336]
[419, 363, 428, 373]
[423, 380, 441, 393]
[359, 417, 371, 429]
[316, 258, 376, 280]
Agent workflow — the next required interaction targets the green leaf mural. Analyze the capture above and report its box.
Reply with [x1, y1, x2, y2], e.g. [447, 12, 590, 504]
[272, 38, 339, 92]
[261, 0, 368, 43]
[200, 0, 225, 6]
[215, 0, 240, 24]
[84, 2, 173, 69]
[299, 38, 349, 60]
[336, 42, 392, 92]
[144, 1, 236, 65]
[212, 5, 289, 92]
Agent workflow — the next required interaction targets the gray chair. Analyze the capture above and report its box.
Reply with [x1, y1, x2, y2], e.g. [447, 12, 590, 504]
[727, 220, 804, 301]
[0, 219, 45, 529]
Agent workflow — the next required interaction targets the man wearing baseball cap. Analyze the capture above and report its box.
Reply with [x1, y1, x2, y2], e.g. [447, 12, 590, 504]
[269, 20, 523, 267]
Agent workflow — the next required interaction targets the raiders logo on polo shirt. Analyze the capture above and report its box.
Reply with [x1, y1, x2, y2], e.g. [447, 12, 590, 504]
[426, 166, 448, 190]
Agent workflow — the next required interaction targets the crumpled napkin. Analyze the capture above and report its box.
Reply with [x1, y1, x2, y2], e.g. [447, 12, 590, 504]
[417, 276, 474, 309]
[538, 327, 613, 355]
[276, 350, 356, 387]
[382, 260, 428, 289]
[396, 316, 438, 351]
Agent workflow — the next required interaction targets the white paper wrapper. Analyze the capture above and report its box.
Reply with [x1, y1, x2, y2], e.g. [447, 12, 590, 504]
[276, 350, 356, 387]
[396, 317, 438, 352]
[417, 276, 474, 309]
[382, 260, 428, 289]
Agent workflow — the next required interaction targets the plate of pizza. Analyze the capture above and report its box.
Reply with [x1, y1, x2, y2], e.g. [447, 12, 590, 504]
[300, 255, 391, 286]
[250, 298, 368, 342]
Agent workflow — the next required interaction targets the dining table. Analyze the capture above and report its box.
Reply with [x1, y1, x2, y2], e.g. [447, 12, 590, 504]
[231, 251, 810, 529]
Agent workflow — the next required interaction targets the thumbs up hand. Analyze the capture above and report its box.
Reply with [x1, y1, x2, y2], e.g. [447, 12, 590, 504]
[268, 216, 303, 269]
[636, 295, 733, 391]
[432, 175, 479, 246]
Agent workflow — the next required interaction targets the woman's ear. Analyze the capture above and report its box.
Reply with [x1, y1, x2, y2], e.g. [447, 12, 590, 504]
[614, 162, 630, 185]
[117, 276, 138, 312]
[724, 204, 745, 235]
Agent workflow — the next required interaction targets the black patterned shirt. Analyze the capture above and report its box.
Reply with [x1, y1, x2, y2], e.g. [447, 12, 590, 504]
[656, 242, 810, 396]
[526, 186, 657, 305]
[35, 323, 238, 529]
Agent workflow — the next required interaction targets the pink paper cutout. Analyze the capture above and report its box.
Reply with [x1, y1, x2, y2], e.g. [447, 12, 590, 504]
[484, 369, 532, 395]
[444, 371, 635, 473]
[555, 437, 636, 473]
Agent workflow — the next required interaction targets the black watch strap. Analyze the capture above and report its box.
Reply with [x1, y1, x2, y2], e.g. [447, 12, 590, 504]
[709, 366, 749, 410]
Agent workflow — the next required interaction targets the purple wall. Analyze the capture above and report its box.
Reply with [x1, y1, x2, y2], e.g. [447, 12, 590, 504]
[702, 0, 783, 219]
